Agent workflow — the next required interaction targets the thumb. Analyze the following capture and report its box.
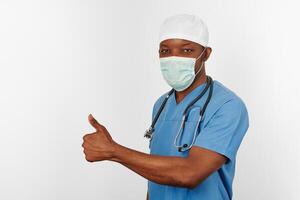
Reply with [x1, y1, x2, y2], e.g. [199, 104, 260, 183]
[88, 114, 102, 131]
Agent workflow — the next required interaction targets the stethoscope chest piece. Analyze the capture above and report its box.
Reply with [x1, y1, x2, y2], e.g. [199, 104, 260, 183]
[178, 144, 189, 152]
[144, 126, 154, 140]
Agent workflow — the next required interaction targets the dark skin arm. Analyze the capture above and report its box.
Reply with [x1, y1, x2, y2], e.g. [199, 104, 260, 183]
[82, 114, 227, 189]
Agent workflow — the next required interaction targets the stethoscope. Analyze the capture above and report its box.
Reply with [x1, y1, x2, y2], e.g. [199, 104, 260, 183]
[144, 75, 214, 152]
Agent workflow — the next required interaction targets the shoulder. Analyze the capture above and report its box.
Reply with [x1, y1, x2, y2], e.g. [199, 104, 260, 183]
[152, 90, 171, 110]
[204, 79, 249, 122]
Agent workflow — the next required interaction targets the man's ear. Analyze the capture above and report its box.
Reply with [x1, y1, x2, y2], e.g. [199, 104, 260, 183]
[203, 47, 212, 62]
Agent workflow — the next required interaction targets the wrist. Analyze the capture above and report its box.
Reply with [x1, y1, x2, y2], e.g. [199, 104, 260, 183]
[110, 141, 122, 162]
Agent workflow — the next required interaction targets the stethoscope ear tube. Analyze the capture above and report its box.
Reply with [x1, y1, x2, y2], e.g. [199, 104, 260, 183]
[175, 77, 213, 152]
[200, 76, 213, 117]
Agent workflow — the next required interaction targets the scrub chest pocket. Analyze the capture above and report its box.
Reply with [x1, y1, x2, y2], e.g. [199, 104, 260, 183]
[173, 106, 202, 155]
[149, 106, 203, 156]
[178, 106, 202, 149]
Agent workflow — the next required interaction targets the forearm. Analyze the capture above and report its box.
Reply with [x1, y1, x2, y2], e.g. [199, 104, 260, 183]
[110, 142, 193, 188]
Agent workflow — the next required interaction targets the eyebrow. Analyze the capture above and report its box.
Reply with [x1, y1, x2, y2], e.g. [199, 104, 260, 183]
[182, 42, 192, 46]
[160, 42, 192, 48]
[160, 44, 168, 47]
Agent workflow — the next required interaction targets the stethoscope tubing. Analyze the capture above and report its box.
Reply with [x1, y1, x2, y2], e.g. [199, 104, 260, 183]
[145, 75, 214, 152]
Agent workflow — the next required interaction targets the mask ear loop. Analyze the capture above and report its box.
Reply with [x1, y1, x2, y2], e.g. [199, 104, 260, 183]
[194, 47, 207, 76]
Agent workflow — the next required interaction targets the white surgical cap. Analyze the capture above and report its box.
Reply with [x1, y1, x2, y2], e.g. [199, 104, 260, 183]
[158, 14, 209, 47]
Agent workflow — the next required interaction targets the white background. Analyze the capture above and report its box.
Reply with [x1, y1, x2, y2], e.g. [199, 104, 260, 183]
[0, 0, 299, 199]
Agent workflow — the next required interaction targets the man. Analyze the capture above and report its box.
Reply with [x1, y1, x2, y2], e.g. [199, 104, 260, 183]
[82, 14, 249, 200]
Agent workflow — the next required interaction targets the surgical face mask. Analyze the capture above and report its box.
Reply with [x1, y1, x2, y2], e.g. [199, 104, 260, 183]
[159, 48, 206, 92]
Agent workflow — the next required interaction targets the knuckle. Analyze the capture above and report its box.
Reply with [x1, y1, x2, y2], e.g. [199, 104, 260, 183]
[85, 156, 93, 162]
[82, 135, 85, 140]
[83, 133, 92, 141]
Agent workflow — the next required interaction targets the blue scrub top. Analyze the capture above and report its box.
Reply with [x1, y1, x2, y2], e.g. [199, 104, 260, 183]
[148, 79, 249, 200]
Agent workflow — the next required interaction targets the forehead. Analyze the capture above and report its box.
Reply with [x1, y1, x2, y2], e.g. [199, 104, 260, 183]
[159, 38, 202, 48]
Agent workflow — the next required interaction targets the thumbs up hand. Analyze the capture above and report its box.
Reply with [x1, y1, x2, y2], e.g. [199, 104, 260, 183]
[82, 114, 117, 162]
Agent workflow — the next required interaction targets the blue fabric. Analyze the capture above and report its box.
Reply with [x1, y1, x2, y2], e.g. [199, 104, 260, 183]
[148, 80, 249, 200]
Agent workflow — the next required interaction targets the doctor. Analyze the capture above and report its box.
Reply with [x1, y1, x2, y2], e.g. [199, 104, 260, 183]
[82, 14, 249, 200]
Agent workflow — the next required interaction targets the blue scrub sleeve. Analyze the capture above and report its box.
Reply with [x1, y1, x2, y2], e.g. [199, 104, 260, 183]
[192, 98, 249, 163]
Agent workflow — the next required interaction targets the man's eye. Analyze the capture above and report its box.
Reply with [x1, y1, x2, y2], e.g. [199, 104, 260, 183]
[159, 49, 169, 54]
[183, 49, 193, 53]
